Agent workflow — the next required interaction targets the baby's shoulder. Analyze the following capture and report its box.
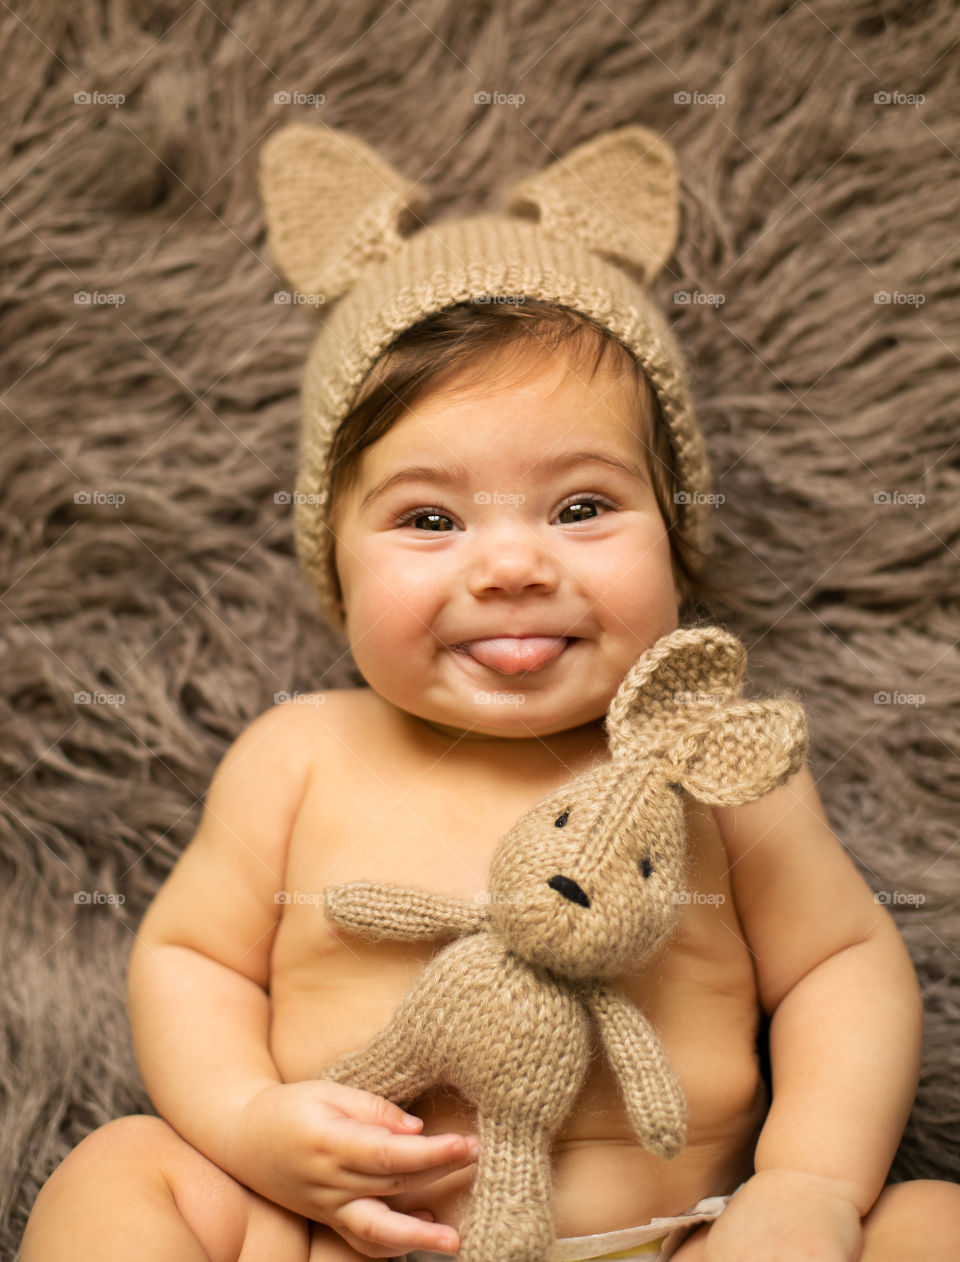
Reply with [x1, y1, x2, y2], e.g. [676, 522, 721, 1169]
[210, 689, 368, 789]
[294, 686, 380, 734]
[265, 685, 371, 726]
[262, 686, 382, 765]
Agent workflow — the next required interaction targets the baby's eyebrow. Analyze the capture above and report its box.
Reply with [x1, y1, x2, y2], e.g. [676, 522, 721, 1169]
[360, 449, 649, 511]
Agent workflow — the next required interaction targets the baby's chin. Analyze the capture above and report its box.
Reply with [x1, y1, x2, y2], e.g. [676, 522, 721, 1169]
[409, 688, 610, 746]
[418, 713, 587, 742]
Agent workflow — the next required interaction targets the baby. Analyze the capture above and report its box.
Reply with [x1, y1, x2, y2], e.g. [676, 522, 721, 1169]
[22, 124, 960, 1262]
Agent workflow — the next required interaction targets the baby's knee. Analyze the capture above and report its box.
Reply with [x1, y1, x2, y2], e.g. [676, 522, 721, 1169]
[68, 1113, 174, 1160]
[22, 1116, 182, 1258]
[30, 1114, 171, 1203]
[864, 1178, 960, 1257]
[23, 1113, 306, 1262]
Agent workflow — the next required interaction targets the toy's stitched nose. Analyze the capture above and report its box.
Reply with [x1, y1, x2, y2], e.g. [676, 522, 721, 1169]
[547, 874, 590, 908]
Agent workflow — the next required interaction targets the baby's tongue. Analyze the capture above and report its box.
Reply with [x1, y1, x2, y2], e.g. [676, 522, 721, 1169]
[463, 636, 567, 674]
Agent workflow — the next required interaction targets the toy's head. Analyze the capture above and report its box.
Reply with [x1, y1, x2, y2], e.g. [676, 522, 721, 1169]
[487, 625, 809, 978]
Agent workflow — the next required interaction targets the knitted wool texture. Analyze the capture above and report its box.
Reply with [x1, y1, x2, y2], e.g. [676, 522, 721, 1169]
[320, 625, 809, 1262]
[258, 124, 714, 633]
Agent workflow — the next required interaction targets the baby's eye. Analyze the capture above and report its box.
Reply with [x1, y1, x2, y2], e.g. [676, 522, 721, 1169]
[392, 495, 615, 530]
[394, 506, 456, 531]
[555, 494, 614, 525]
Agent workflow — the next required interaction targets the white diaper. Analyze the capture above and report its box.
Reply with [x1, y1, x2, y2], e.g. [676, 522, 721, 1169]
[403, 1184, 741, 1261]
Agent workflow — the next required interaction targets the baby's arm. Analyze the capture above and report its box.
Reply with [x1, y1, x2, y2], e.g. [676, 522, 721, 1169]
[699, 761, 923, 1261]
[126, 701, 476, 1258]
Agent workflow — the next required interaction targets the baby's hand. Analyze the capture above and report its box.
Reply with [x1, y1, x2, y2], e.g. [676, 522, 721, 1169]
[683, 1169, 862, 1262]
[226, 1079, 479, 1257]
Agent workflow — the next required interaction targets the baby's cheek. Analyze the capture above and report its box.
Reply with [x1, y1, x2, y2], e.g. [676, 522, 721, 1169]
[346, 569, 448, 679]
[352, 593, 418, 656]
[346, 546, 430, 622]
[595, 549, 678, 622]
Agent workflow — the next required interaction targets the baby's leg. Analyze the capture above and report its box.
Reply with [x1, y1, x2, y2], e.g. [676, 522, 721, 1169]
[20, 1113, 350, 1262]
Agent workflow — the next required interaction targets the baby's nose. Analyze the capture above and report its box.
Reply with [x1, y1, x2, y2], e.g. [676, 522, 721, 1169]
[547, 874, 590, 908]
[465, 525, 561, 598]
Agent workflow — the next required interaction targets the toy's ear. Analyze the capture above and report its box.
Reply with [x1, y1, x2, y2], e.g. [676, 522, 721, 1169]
[258, 124, 429, 302]
[665, 698, 809, 806]
[605, 626, 746, 759]
[505, 125, 680, 284]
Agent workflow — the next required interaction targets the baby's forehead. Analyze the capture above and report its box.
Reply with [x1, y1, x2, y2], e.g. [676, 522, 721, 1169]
[413, 337, 655, 438]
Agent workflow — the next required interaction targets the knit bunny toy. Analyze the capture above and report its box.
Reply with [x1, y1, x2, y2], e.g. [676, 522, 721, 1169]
[320, 625, 809, 1262]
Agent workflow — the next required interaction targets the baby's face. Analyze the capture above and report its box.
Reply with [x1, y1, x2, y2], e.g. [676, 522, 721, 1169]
[331, 345, 681, 741]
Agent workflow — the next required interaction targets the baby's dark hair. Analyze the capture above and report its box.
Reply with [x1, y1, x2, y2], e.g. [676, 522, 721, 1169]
[322, 298, 731, 619]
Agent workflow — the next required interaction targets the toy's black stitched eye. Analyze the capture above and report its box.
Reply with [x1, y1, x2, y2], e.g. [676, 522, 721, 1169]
[639, 856, 654, 880]
[555, 811, 569, 827]
[666, 782, 683, 794]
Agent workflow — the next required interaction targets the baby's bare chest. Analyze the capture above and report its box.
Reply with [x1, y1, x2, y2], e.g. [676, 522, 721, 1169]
[266, 693, 761, 1109]
[270, 737, 572, 1076]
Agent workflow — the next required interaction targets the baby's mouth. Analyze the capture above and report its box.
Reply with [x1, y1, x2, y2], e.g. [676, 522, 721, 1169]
[453, 636, 571, 675]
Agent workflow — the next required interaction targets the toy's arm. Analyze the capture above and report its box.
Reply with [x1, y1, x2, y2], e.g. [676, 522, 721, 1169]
[582, 980, 686, 1160]
[323, 880, 486, 941]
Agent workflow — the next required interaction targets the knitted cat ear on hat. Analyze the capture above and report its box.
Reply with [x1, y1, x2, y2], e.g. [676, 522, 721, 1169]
[258, 123, 712, 631]
[505, 125, 680, 284]
[259, 125, 430, 301]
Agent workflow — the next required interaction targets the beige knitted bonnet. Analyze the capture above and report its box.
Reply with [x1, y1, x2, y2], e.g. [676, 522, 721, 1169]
[258, 123, 713, 632]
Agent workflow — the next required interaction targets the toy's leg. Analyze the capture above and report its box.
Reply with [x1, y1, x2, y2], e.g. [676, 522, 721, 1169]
[455, 1110, 554, 1262]
[323, 1009, 437, 1106]
[589, 982, 686, 1159]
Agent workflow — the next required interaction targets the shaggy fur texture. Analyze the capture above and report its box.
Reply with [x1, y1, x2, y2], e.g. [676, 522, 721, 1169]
[1, 0, 958, 1255]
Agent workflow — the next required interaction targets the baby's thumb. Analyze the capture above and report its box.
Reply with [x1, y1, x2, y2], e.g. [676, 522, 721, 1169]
[320, 1078, 424, 1132]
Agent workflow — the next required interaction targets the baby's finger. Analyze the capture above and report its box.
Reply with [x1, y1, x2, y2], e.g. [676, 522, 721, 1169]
[310, 1222, 396, 1262]
[338, 1196, 460, 1258]
[338, 1149, 481, 1199]
[327, 1115, 479, 1176]
[319, 1080, 424, 1133]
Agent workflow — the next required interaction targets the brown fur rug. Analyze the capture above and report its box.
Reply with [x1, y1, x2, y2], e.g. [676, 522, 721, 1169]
[2, 0, 959, 1255]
